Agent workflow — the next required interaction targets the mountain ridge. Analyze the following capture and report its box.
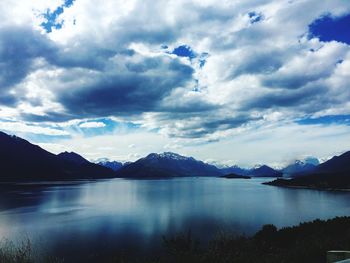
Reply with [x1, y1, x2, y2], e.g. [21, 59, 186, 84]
[0, 131, 115, 181]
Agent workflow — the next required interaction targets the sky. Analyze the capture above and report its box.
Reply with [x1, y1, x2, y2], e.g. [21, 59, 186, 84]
[1, 0, 350, 167]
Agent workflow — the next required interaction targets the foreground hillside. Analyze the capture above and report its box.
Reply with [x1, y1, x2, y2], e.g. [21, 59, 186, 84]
[153, 217, 350, 263]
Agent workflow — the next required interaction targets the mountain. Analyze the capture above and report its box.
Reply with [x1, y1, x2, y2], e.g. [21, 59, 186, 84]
[0, 131, 115, 181]
[248, 165, 283, 177]
[57, 151, 90, 165]
[265, 151, 350, 190]
[317, 151, 350, 173]
[220, 165, 282, 177]
[116, 152, 222, 178]
[282, 157, 319, 177]
[98, 160, 124, 171]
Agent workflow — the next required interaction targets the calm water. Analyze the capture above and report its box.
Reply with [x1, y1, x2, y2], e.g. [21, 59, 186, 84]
[0, 177, 349, 261]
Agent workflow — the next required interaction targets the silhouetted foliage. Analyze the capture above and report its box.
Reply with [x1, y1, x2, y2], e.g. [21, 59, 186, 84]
[1, 217, 349, 262]
[153, 216, 350, 263]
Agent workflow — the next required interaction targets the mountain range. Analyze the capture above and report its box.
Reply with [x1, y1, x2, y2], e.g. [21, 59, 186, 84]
[219, 165, 282, 177]
[0, 130, 348, 188]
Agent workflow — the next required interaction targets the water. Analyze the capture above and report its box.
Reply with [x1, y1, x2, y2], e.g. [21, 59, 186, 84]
[0, 177, 349, 261]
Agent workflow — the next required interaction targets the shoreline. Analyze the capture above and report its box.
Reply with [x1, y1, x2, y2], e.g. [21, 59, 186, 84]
[263, 181, 350, 192]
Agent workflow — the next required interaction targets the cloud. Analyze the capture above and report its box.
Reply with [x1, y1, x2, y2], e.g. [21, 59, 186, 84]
[0, 26, 54, 105]
[79, 121, 106, 128]
[53, 54, 195, 118]
[1, 0, 350, 149]
[0, 121, 69, 136]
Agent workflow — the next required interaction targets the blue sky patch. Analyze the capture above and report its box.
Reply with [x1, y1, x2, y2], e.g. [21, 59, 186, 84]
[73, 118, 141, 137]
[172, 45, 196, 59]
[309, 13, 350, 45]
[199, 52, 209, 68]
[248, 11, 264, 24]
[40, 0, 76, 33]
[297, 115, 350, 126]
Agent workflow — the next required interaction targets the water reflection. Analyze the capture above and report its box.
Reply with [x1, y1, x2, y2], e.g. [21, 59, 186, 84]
[0, 178, 349, 262]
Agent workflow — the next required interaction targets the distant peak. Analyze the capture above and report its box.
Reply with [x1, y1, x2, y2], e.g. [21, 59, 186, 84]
[145, 152, 195, 161]
[291, 157, 319, 166]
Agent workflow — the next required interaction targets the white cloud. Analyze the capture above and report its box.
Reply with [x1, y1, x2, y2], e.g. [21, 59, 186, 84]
[0, 121, 69, 136]
[79, 121, 106, 128]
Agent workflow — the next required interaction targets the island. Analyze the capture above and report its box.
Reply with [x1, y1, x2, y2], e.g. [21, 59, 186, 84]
[221, 173, 251, 179]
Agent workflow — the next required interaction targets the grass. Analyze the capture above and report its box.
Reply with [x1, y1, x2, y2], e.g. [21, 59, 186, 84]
[0, 238, 64, 263]
[1, 217, 349, 263]
[0, 239, 32, 263]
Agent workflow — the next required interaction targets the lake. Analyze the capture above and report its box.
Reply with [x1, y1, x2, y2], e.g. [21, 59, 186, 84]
[0, 177, 349, 262]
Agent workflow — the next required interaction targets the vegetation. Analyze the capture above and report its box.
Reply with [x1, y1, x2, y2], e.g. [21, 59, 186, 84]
[1, 217, 349, 263]
[221, 173, 251, 179]
[152, 217, 350, 263]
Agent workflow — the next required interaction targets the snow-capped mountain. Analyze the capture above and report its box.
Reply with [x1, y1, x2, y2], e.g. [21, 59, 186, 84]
[282, 157, 319, 177]
[98, 160, 124, 171]
[116, 152, 222, 178]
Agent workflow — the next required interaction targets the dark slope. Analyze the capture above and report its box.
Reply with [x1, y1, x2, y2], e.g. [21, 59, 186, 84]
[116, 152, 222, 178]
[0, 131, 114, 181]
[57, 151, 91, 165]
[249, 165, 283, 177]
[220, 166, 249, 176]
[265, 151, 350, 190]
